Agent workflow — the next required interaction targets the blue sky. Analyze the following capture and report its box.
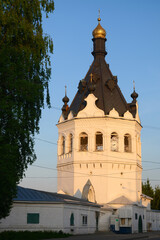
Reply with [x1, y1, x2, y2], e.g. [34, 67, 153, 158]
[20, 0, 160, 191]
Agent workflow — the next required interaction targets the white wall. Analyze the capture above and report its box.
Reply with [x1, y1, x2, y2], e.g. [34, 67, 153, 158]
[132, 205, 147, 233]
[146, 210, 160, 231]
[0, 202, 63, 231]
[57, 93, 142, 205]
[0, 202, 99, 234]
[98, 210, 112, 231]
[63, 204, 99, 234]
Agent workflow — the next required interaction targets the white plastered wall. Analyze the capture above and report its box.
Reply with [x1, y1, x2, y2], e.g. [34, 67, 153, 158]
[57, 93, 142, 204]
[0, 202, 99, 234]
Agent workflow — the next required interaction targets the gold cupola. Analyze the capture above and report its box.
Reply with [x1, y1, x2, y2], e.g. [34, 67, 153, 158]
[92, 17, 106, 39]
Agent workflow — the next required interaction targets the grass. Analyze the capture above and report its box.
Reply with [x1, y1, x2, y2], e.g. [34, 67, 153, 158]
[0, 230, 70, 240]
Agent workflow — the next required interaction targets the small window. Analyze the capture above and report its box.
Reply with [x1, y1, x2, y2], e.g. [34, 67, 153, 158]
[111, 132, 118, 152]
[27, 213, 39, 224]
[80, 132, 88, 151]
[82, 215, 87, 225]
[61, 136, 65, 155]
[124, 134, 131, 152]
[69, 134, 73, 152]
[135, 213, 138, 220]
[95, 132, 103, 151]
[70, 213, 74, 226]
[121, 218, 125, 225]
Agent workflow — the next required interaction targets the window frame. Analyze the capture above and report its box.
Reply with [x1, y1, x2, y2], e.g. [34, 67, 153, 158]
[124, 133, 132, 152]
[70, 213, 74, 226]
[69, 133, 73, 153]
[82, 215, 88, 225]
[95, 132, 103, 151]
[121, 218, 125, 225]
[60, 135, 65, 155]
[27, 213, 39, 224]
[135, 213, 138, 220]
[79, 132, 88, 151]
[111, 132, 118, 152]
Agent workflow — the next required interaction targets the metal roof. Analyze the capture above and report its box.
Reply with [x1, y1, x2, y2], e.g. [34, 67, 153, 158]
[14, 186, 100, 207]
[107, 195, 135, 205]
[62, 30, 137, 119]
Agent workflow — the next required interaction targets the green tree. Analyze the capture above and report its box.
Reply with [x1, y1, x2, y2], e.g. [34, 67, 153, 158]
[142, 179, 154, 209]
[0, 0, 54, 219]
[153, 186, 160, 210]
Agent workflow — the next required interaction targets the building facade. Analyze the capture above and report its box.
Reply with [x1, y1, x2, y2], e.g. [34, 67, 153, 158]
[57, 17, 142, 205]
[1, 17, 160, 235]
[0, 186, 100, 234]
[56, 17, 160, 233]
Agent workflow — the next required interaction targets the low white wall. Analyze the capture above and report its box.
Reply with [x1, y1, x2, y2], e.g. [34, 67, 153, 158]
[63, 205, 99, 234]
[98, 210, 112, 231]
[146, 210, 160, 231]
[132, 205, 146, 233]
[0, 203, 63, 232]
[0, 202, 99, 234]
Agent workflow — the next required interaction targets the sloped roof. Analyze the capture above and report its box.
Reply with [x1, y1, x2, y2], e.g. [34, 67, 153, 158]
[67, 57, 129, 118]
[141, 193, 153, 200]
[15, 186, 100, 207]
[101, 203, 113, 211]
[107, 195, 135, 205]
[62, 18, 138, 120]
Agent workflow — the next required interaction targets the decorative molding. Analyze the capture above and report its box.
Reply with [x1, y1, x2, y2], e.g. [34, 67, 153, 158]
[77, 94, 104, 118]
[68, 111, 74, 120]
[59, 114, 64, 123]
[135, 102, 141, 124]
[109, 108, 119, 118]
[124, 110, 133, 120]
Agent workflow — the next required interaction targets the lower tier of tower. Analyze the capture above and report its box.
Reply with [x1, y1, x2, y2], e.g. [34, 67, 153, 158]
[57, 160, 142, 204]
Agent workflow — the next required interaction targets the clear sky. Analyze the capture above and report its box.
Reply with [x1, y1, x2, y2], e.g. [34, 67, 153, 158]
[20, 0, 160, 192]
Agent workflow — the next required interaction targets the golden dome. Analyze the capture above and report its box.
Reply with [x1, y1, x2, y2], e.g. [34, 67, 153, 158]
[92, 17, 106, 39]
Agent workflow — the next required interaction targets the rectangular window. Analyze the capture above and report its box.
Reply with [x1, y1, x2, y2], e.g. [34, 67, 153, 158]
[82, 215, 87, 225]
[135, 213, 138, 220]
[27, 213, 39, 224]
[121, 218, 125, 225]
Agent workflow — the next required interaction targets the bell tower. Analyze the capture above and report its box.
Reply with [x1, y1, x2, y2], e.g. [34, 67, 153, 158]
[57, 17, 142, 205]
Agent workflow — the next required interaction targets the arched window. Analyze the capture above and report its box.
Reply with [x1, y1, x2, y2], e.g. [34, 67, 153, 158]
[111, 132, 118, 152]
[124, 134, 131, 152]
[95, 132, 103, 151]
[80, 132, 88, 151]
[88, 188, 94, 202]
[70, 213, 74, 226]
[69, 133, 73, 153]
[62, 136, 65, 155]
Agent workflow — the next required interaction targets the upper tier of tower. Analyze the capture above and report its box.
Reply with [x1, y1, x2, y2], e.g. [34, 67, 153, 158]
[61, 17, 138, 121]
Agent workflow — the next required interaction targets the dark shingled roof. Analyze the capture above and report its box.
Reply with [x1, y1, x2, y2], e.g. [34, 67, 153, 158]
[15, 186, 100, 207]
[68, 58, 128, 117]
[63, 22, 137, 119]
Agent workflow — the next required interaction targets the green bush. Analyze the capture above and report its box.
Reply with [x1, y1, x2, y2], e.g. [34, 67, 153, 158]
[0, 231, 70, 240]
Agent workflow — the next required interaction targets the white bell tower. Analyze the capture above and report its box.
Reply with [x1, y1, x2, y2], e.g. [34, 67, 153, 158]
[57, 18, 142, 205]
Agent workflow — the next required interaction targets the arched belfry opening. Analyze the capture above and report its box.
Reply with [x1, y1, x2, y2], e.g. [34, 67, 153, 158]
[82, 180, 96, 203]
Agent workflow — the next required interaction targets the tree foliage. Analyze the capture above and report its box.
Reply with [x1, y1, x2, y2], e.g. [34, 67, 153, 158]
[153, 186, 160, 210]
[142, 179, 154, 208]
[0, 0, 54, 219]
[142, 179, 154, 198]
[142, 179, 160, 210]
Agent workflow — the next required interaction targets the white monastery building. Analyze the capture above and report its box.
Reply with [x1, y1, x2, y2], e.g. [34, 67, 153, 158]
[1, 17, 160, 234]
[57, 16, 160, 233]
